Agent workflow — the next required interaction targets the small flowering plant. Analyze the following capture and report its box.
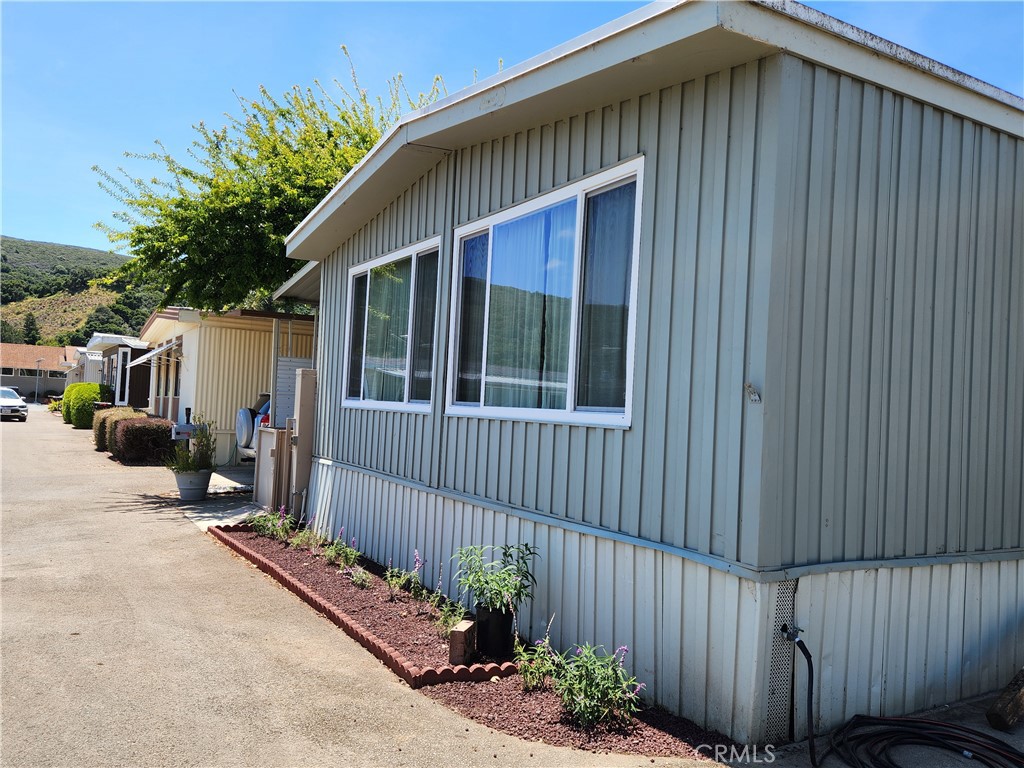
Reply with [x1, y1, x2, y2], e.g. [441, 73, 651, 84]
[248, 505, 293, 542]
[552, 643, 646, 728]
[323, 526, 361, 568]
[514, 615, 563, 691]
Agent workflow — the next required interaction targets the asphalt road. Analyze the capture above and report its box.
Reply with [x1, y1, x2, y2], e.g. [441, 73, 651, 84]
[0, 406, 703, 768]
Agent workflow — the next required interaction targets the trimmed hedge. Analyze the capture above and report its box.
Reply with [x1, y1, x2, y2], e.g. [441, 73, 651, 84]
[111, 417, 173, 465]
[62, 383, 114, 428]
[93, 407, 142, 452]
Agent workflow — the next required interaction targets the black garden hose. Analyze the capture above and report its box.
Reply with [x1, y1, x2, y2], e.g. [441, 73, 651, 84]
[782, 624, 820, 766]
[827, 714, 1024, 768]
[780, 624, 1024, 768]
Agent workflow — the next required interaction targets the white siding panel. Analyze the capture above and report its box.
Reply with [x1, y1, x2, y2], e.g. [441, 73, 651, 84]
[308, 461, 769, 743]
[794, 560, 1024, 734]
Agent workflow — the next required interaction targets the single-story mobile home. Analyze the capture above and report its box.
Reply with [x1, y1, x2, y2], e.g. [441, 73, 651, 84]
[86, 333, 152, 409]
[277, 0, 1023, 744]
[64, 347, 103, 386]
[136, 308, 315, 465]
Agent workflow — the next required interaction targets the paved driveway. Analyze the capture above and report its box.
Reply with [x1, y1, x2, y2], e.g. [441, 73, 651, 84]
[1, 407, 702, 768]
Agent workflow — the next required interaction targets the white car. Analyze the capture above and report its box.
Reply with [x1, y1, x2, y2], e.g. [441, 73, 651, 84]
[0, 387, 28, 421]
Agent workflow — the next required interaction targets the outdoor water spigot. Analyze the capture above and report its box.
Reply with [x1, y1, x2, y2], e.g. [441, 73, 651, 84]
[781, 623, 803, 642]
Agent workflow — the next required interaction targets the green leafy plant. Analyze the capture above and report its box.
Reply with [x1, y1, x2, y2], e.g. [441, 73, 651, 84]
[515, 615, 563, 692]
[290, 527, 325, 550]
[454, 543, 538, 613]
[323, 527, 361, 567]
[552, 643, 645, 729]
[165, 415, 216, 473]
[384, 562, 410, 601]
[343, 565, 371, 588]
[61, 382, 114, 427]
[247, 506, 293, 542]
[434, 598, 466, 639]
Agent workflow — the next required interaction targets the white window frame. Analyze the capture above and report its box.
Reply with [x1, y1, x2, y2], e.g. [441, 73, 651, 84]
[342, 237, 442, 414]
[445, 157, 644, 429]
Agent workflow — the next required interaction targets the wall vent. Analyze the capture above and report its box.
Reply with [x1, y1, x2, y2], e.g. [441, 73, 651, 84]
[766, 579, 798, 744]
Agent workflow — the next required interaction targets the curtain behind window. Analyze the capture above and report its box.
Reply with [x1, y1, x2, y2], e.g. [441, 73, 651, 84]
[485, 199, 576, 409]
[577, 181, 636, 410]
[363, 258, 412, 402]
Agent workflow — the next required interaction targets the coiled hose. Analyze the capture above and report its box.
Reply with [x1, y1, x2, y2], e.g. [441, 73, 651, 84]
[781, 625, 1024, 768]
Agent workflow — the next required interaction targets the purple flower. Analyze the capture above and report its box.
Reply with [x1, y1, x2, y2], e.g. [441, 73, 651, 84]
[351, 537, 357, 549]
[575, 646, 584, 656]
[339, 526, 345, 539]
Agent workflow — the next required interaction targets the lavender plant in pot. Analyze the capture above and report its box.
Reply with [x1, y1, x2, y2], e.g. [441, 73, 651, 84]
[454, 543, 538, 659]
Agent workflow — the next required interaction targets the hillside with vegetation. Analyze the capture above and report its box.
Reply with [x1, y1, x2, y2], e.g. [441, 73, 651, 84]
[1, 237, 128, 303]
[1, 236, 163, 346]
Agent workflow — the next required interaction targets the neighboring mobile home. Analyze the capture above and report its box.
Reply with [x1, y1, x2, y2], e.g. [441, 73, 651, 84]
[277, 0, 1023, 744]
[86, 334, 152, 408]
[0, 343, 70, 399]
[136, 308, 315, 465]
[65, 347, 103, 386]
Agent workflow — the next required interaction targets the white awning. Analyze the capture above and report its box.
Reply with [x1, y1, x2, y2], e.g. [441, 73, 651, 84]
[127, 340, 180, 368]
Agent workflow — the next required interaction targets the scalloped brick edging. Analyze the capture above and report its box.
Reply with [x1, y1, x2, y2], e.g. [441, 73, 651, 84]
[208, 524, 518, 689]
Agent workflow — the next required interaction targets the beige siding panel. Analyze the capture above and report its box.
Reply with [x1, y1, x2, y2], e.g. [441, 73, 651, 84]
[764, 58, 1024, 567]
[308, 461, 771, 743]
[794, 559, 1024, 734]
[196, 325, 273, 464]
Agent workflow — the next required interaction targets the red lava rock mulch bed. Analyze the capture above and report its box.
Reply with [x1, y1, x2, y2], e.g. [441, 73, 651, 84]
[211, 524, 733, 760]
[210, 525, 516, 686]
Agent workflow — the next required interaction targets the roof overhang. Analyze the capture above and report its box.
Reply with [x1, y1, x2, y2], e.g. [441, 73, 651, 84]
[86, 333, 149, 352]
[273, 260, 322, 303]
[284, 0, 1023, 265]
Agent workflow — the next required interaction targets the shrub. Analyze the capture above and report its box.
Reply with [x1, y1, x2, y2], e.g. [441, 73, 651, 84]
[111, 417, 173, 465]
[454, 543, 538, 612]
[552, 644, 645, 728]
[93, 407, 141, 452]
[248, 506, 294, 542]
[62, 383, 113, 428]
[104, 410, 147, 453]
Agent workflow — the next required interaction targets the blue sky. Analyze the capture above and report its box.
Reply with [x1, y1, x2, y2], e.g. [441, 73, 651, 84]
[2, 1, 1022, 254]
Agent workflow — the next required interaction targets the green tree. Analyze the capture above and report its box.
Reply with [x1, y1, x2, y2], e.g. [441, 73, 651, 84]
[1, 318, 24, 344]
[21, 313, 40, 345]
[96, 51, 443, 310]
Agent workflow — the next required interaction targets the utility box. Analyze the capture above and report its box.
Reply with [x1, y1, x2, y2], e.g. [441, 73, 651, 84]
[289, 369, 317, 518]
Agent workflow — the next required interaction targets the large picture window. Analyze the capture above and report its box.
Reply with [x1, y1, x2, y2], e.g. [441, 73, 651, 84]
[448, 159, 643, 427]
[344, 239, 440, 411]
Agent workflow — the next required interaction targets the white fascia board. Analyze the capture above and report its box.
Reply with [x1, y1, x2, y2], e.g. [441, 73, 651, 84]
[273, 260, 321, 302]
[85, 333, 148, 351]
[286, 0, 1023, 262]
[724, 1, 1024, 137]
[285, 0, 715, 263]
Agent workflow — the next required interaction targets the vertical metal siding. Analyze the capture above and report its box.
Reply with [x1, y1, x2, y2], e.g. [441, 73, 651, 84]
[314, 159, 449, 485]
[196, 326, 273, 465]
[794, 559, 1024, 735]
[436, 61, 771, 563]
[309, 460, 769, 743]
[763, 57, 1024, 568]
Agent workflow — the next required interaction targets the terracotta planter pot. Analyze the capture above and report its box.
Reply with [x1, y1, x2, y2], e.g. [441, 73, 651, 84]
[173, 469, 212, 501]
[475, 606, 514, 659]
